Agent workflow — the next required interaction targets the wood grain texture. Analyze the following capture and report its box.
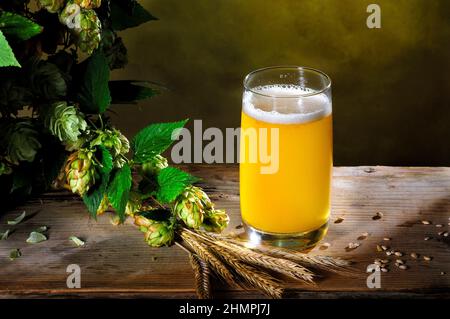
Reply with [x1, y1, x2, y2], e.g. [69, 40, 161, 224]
[0, 165, 449, 298]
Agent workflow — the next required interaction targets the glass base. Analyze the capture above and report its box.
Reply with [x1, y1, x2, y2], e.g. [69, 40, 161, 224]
[240, 221, 329, 251]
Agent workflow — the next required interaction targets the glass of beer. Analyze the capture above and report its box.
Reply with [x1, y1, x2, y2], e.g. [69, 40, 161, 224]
[240, 66, 332, 249]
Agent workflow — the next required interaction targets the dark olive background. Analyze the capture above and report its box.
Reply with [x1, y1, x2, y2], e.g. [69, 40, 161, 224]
[110, 0, 450, 166]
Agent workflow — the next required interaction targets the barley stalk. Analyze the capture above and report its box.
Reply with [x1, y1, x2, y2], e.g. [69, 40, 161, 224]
[209, 237, 314, 283]
[180, 232, 237, 287]
[189, 253, 212, 299]
[184, 228, 352, 274]
[209, 244, 284, 299]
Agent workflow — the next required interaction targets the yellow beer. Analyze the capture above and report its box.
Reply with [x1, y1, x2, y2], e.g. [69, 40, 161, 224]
[240, 80, 333, 237]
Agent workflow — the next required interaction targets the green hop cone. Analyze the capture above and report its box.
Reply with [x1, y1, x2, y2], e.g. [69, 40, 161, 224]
[1, 121, 42, 165]
[174, 186, 213, 229]
[59, 3, 101, 55]
[96, 195, 109, 215]
[141, 155, 168, 175]
[77, 9, 102, 55]
[125, 192, 144, 216]
[202, 209, 229, 233]
[64, 149, 98, 196]
[90, 129, 130, 168]
[44, 102, 87, 147]
[134, 215, 174, 247]
[38, 0, 65, 13]
[73, 0, 102, 9]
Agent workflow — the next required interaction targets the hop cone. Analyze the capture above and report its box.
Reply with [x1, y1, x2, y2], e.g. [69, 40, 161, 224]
[202, 209, 229, 233]
[125, 191, 143, 216]
[141, 155, 168, 175]
[44, 102, 87, 146]
[64, 149, 98, 196]
[97, 195, 109, 215]
[134, 215, 174, 247]
[174, 186, 213, 229]
[60, 4, 101, 55]
[28, 60, 67, 101]
[90, 129, 129, 167]
[1, 121, 42, 165]
[73, 0, 101, 9]
[38, 0, 65, 13]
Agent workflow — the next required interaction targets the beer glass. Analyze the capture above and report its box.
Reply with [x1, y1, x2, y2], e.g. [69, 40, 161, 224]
[240, 66, 332, 248]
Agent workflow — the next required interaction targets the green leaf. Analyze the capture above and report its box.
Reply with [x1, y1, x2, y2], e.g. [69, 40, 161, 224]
[26, 231, 47, 244]
[0, 11, 43, 41]
[11, 170, 32, 194]
[0, 30, 20, 67]
[111, 2, 157, 31]
[82, 147, 113, 218]
[156, 167, 198, 204]
[77, 51, 111, 114]
[131, 120, 188, 163]
[109, 80, 159, 104]
[69, 236, 85, 247]
[35, 226, 48, 233]
[9, 248, 21, 260]
[7, 211, 26, 225]
[107, 163, 132, 221]
[0, 229, 10, 240]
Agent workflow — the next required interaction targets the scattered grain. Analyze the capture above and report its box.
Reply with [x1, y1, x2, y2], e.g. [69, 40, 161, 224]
[372, 212, 383, 220]
[358, 232, 369, 240]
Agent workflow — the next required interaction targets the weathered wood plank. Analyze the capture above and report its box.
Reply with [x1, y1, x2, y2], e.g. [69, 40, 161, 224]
[0, 165, 449, 298]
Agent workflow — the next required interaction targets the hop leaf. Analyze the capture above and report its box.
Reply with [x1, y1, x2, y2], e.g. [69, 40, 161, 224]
[38, 0, 65, 13]
[26, 59, 67, 101]
[44, 101, 87, 146]
[134, 214, 174, 247]
[1, 120, 42, 165]
[0, 159, 12, 176]
[156, 167, 198, 204]
[100, 29, 128, 70]
[0, 80, 31, 117]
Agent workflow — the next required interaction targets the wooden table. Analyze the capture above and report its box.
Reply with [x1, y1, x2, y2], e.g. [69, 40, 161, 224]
[0, 165, 449, 298]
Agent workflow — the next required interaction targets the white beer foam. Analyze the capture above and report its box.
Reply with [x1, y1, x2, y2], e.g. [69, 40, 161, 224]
[243, 85, 331, 124]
